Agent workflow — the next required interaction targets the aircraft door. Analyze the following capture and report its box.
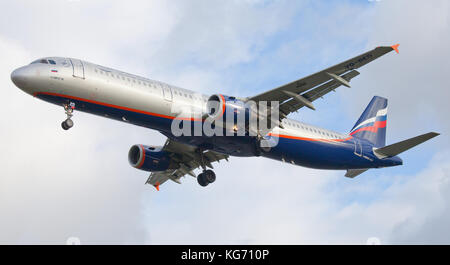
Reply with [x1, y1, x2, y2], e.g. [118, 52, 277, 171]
[162, 84, 173, 102]
[69, 58, 85, 79]
[354, 138, 362, 156]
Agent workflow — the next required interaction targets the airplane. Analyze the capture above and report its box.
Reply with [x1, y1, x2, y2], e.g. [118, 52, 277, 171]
[11, 44, 439, 190]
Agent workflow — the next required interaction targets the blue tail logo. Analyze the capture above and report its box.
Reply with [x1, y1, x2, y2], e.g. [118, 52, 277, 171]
[350, 96, 387, 147]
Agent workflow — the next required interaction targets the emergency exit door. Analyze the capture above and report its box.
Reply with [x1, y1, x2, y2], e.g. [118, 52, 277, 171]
[69, 58, 85, 79]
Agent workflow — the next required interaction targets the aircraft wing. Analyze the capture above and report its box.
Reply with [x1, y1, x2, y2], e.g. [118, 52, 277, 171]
[145, 139, 229, 190]
[247, 44, 399, 118]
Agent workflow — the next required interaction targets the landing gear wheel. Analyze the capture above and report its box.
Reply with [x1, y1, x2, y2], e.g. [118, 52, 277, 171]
[197, 173, 208, 187]
[61, 102, 75, 131]
[61, 121, 68, 130]
[61, 119, 74, 130]
[65, 118, 74, 128]
[204, 169, 216, 183]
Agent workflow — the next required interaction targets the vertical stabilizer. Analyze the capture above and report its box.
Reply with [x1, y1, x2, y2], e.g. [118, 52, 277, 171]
[350, 96, 387, 147]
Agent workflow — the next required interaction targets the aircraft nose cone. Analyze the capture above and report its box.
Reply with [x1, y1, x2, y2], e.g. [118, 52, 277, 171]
[11, 67, 25, 86]
[11, 66, 32, 92]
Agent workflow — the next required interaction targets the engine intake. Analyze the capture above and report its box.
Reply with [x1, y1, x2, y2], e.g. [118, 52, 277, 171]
[206, 94, 255, 132]
[128, 144, 176, 172]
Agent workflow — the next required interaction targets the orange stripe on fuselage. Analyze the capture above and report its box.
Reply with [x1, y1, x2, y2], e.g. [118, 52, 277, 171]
[33, 91, 203, 121]
[35, 92, 351, 143]
[268, 133, 352, 143]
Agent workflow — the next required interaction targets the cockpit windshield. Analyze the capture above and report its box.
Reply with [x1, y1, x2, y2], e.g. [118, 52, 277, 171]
[30, 59, 56, 65]
[31, 59, 48, 64]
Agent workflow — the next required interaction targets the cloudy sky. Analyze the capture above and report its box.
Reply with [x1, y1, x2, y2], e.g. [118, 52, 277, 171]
[0, 0, 448, 244]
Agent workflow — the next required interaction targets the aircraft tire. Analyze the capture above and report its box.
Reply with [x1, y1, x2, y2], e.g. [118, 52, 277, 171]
[65, 119, 74, 128]
[197, 173, 208, 187]
[61, 119, 73, 130]
[204, 170, 216, 183]
[61, 121, 69, 130]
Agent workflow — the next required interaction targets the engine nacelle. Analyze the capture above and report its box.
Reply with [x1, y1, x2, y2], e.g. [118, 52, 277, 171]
[206, 94, 255, 131]
[128, 145, 176, 172]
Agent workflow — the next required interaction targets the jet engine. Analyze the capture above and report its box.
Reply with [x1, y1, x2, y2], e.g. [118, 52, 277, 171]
[206, 94, 256, 132]
[128, 144, 177, 172]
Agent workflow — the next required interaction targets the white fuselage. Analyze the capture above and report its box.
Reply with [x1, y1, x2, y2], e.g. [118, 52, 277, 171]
[12, 57, 349, 144]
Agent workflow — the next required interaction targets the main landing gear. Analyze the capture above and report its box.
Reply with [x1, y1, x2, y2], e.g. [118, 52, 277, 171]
[197, 169, 216, 187]
[195, 148, 217, 187]
[61, 102, 75, 130]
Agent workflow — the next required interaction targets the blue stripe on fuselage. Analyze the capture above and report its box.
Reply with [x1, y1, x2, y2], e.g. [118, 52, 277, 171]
[261, 136, 401, 169]
[262, 136, 365, 169]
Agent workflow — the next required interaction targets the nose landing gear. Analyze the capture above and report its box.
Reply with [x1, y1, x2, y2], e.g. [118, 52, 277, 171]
[61, 102, 75, 130]
[61, 119, 74, 130]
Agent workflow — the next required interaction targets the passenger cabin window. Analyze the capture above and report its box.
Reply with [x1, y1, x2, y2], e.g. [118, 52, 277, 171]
[48, 60, 56, 65]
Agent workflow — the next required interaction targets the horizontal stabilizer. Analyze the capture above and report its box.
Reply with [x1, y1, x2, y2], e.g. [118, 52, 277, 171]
[345, 168, 369, 178]
[373, 132, 439, 158]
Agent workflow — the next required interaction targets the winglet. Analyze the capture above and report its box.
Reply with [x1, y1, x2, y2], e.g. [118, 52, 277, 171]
[154, 182, 160, 191]
[391, 44, 400, 54]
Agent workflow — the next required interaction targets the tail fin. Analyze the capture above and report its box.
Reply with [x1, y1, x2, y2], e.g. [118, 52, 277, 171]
[350, 96, 388, 147]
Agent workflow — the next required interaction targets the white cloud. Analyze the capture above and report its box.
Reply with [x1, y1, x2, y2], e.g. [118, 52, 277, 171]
[0, 0, 447, 245]
[0, 35, 162, 244]
[0, 0, 303, 244]
[340, 0, 450, 143]
[140, 150, 450, 244]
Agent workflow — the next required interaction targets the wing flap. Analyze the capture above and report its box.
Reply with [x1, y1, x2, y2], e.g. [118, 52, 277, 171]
[279, 70, 360, 115]
[304, 70, 360, 102]
[146, 172, 171, 186]
[145, 138, 229, 190]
